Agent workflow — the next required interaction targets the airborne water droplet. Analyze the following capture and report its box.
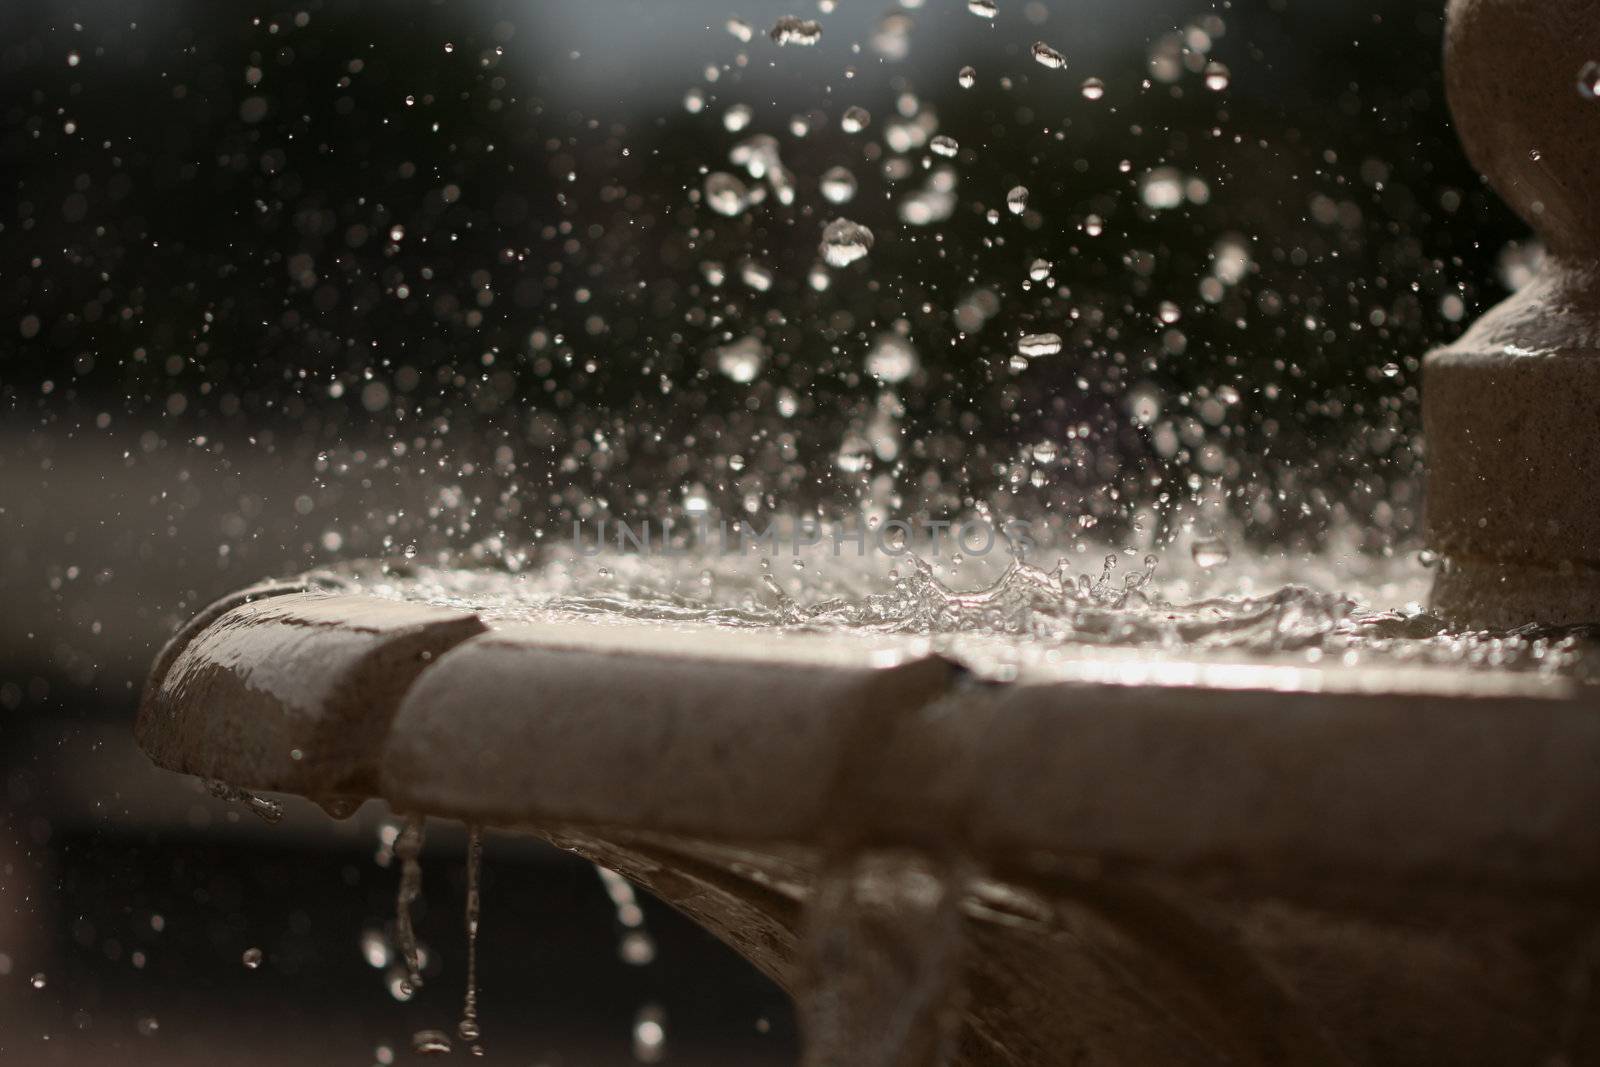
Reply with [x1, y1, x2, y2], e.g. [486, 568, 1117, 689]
[866, 333, 919, 383]
[840, 105, 871, 134]
[1579, 61, 1600, 100]
[633, 1004, 667, 1063]
[769, 15, 822, 46]
[1028, 257, 1052, 281]
[1080, 76, 1105, 100]
[967, 0, 998, 18]
[1017, 332, 1063, 358]
[703, 172, 749, 217]
[929, 134, 959, 158]
[30, 972, 46, 990]
[957, 65, 976, 89]
[1192, 537, 1232, 570]
[1204, 60, 1231, 91]
[1006, 185, 1028, 215]
[716, 336, 766, 383]
[725, 16, 754, 43]
[412, 1029, 453, 1056]
[241, 947, 263, 969]
[820, 218, 874, 267]
[1031, 41, 1066, 69]
[820, 165, 858, 204]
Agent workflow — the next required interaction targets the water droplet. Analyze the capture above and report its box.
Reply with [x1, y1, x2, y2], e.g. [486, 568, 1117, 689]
[633, 1004, 667, 1063]
[967, 0, 998, 18]
[769, 16, 822, 46]
[1017, 332, 1063, 358]
[596, 867, 658, 966]
[1005, 185, 1028, 215]
[957, 65, 976, 89]
[840, 106, 871, 134]
[1028, 258, 1052, 281]
[29, 973, 46, 990]
[1080, 76, 1105, 100]
[820, 218, 875, 267]
[866, 334, 919, 383]
[66, 51, 81, 68]
[1529, 148, 1544, 162]
[1203, 60, 1230, 91]
[241, 947, 263, 969]
[820, 165, 858, 204]
[1579, 61, 1600, 100]
[1140, 167, 1185, 210]
[716, 336, 766, 383]
[136, 1016, 160, 1037]
[929, 134, 959, 158]
[1031, 41, 1066, 70]
[740, 261, 774, 291]
[703, 172, 749, 217]
[683, 87, 706, 114]
[412, 1029, 453, 1056]
[725, 17, 754, 43]
[723, 103, 753, 133]
[1192, 538, 1231, 570]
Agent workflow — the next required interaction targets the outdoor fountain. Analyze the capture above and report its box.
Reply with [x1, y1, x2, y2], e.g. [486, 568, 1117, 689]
[133, 1, 1600, 1064]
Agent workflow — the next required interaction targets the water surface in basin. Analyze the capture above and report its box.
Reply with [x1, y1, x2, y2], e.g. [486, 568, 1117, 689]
[312, 536, 1600, 684]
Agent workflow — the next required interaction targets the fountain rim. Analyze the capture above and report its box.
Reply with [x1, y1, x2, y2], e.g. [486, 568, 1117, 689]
[137, 578, 1600, 890]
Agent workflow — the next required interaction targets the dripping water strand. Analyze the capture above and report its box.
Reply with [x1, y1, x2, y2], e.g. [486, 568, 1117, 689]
[203, 779, 284, 824]
[394, 814, 427, 996]
[596, 865, 657, 966]
[458, 824, 485, 1056]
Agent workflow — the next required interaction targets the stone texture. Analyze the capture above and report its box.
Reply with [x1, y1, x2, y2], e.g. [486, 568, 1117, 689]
[1425, 0, 1600, 626]
[136, 589, 485, 799]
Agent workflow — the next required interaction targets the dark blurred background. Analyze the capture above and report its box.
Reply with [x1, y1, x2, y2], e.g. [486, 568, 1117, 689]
[1, 0, 1529, 1061]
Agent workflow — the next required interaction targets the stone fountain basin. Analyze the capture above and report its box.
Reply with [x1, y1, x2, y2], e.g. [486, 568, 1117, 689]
[137, 579, 1600, 1066]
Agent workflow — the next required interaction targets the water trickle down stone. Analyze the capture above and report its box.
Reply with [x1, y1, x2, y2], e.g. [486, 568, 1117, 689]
[203, 778, 284, 824]
[798, 851, 967, 1067]
[394, 814, 427, 996]
[458, 824, 485, 1056]
[597, 865, 658, 966]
